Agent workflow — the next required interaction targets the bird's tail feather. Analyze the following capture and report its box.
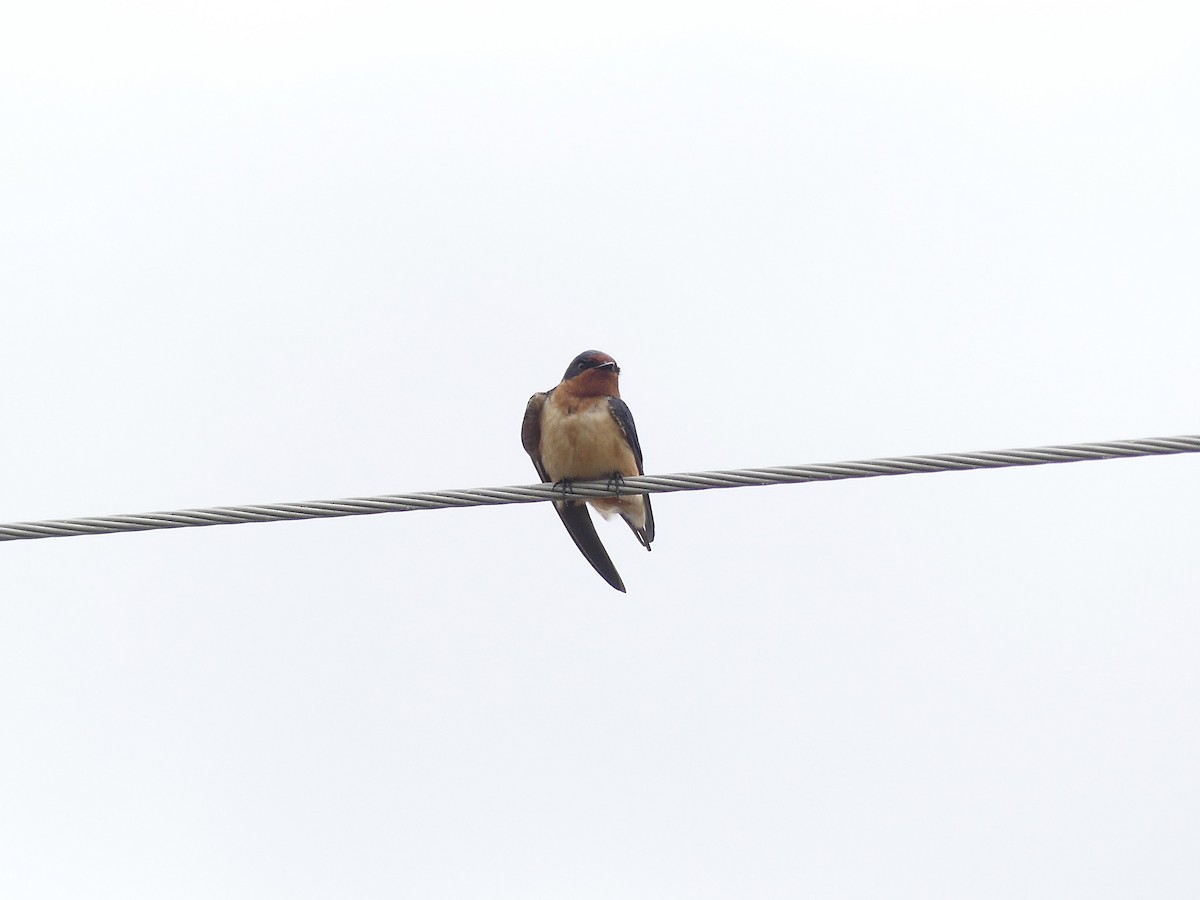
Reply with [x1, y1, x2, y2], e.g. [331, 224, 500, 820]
[621, 495, 654, 551]
[555, 501, 626, 593]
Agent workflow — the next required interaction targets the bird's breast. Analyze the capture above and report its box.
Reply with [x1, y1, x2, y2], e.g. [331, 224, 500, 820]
[540, 398, 638, 483]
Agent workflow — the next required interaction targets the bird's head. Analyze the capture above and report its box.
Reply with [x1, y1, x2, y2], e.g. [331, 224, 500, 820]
[561, 350, 621, 398]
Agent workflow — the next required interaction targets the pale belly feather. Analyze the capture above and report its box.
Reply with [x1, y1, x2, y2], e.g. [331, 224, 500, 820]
[540, 399, 645, 526]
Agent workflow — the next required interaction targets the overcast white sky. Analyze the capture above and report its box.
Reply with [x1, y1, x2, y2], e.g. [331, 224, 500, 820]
[3, 2, 1199, 897]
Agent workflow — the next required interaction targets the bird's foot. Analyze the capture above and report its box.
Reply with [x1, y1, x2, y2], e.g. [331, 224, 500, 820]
[605, 472, 626, 497]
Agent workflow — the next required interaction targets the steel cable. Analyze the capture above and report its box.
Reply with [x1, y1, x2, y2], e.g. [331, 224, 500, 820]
[2, 435, 1196, 542]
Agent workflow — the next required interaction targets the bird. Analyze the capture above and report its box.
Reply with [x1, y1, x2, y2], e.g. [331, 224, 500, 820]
[521, 350, 655, 592]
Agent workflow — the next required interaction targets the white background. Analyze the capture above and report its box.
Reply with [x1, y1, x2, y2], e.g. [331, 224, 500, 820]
[3, 2, 1199, 897]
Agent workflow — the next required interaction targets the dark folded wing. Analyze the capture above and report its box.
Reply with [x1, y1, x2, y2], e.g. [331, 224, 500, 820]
[607, 397, 655, 548]
[521, 391, 551, 482]
[606, 397, 645, 474]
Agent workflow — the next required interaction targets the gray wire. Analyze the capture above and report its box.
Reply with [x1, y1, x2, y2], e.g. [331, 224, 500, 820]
[2, 435, 1197, 543]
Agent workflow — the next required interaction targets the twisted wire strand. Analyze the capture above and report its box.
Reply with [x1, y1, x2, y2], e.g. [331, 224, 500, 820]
[2, 435, 1196, 543]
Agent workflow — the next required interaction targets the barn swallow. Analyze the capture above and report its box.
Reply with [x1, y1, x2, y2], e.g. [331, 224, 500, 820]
[521, 350, 654, 592]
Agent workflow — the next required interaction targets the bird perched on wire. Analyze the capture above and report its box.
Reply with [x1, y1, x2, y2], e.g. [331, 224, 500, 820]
[521, 350, 655, 592]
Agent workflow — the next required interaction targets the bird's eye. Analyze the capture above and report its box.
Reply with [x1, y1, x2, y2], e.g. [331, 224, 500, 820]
[576, 361, 588, 371]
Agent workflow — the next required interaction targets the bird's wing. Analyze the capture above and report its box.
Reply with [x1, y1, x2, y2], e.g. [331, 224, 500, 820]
[521, 391, 551, 481]
[607, 396, 654, 549]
